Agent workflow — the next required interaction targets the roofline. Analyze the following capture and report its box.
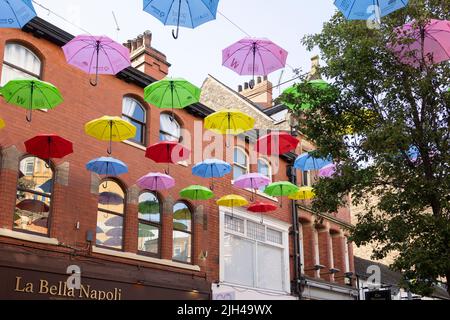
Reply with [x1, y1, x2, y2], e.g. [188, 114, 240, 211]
[264, 104, 288, 116]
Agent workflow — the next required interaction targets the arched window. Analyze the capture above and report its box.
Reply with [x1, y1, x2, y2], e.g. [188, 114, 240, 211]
[1, 43, 42, 85]
[15, 156, 54, 236]
[96, 180, 125, 250]
[257, 158, 272, 191]
[160, 113, 181, 142]
[233, 147, 249, 181]
[173, 201, 192, 263]
[138, 191, 161, 257]
[122, 97, 147, 145]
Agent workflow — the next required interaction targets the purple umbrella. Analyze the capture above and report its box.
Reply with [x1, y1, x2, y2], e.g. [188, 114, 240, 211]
[137, 173, 175, 191]
[106, 227, 123, 237]
[319, 163, 337, 178]
[234, 173, 271, 201]
[104, 215, 123, 227]
[389, 19, 450, 68]
[62, 35, 131, 86]
[99, 192, 124, 206]
[102, 237, 122, 247]
[223, 38, 288, 88]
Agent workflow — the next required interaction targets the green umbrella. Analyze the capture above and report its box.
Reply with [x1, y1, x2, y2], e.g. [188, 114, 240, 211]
[264, 181, 299, 208]
[139, 224, 156, 238]
[282, 79, 330, 111]
[138, 200, 160, 214]
[1, 79, 63, 122]
[144, 77, 201, 118]
[180, 185, 214, 201]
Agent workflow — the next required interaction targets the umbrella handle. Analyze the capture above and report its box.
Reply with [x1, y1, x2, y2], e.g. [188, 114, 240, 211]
[102, 181, 108, 189]
[26, 109, 32, 123]
[172, 0, 181, 40]
[90, 44, 100, 86]
[172, 28, 179, 40]
[90, 78, 98, 87]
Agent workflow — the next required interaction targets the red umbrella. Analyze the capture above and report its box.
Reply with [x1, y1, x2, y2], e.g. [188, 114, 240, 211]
[145, 141, 190, 174]
[25, 134, 73, 161]
[16, 199, 50, 213]
[247, 201, 278, 223]
[256, 132, 299, 156]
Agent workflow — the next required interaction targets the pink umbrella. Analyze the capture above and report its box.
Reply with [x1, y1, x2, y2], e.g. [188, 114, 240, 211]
[319, 163, 337, 178]
[62, 35, 131, 86]
[389, 19, 450, 68]
[222, 38, 288, 88]
[137, 173, 175, 191]
[234, 173, 271, 201]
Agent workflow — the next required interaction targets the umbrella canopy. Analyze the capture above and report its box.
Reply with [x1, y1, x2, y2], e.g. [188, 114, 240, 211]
[1, 79, 63, 122]
[264, 181, 299, 207]
[247, 202, 278, 213]
[16, 199, 49, 213]
[256, 132, 299, 156]
[289, 187, 315, 201]
[0, 0, 36, 29]
[143, 0, 220, 39]
[217, 195, 248, 208]
[205, 109, 255, 135]
[96, 226, 104, 234]
[319, 163, 337, 178]
[105, 227, 123, 237]
[62, 35, 131, 86]
[222, 37, 288, 88]
[180, 185, 214, 201]
[137, 172, 175, 191]
[234, 173, 270, 190]
[138, 200, 160, 214]
[104, 215, 123, 227]
[38, 179, 53, 194]
[0, 117, 5, 130]
[294, 152, 333, 171]
[145, 141, 190, 164]
[85, 116, 136, 155]
[389, 19, 450, 68]
[99, 192, 124, 206]
[282, 79, 331, 111]
[139, 224, 156, 237]
[86, 157, 128, 176]
[102, 237, 122, 247]
[334, 0, 409, 20]
[24, 134, 73, 161]
[192, 159, 231, 178]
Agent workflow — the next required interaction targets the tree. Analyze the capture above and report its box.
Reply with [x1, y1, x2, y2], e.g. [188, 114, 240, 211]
[283, 0, 450, 295]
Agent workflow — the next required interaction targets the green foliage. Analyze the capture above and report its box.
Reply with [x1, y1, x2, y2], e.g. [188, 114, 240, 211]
[284, 0, 450, 295]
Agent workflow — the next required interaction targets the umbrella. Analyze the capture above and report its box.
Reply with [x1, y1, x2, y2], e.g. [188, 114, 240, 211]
[37, 179, 53, 194]
[62, 35, 131, 86]
[180, 185, 214, 201]
[102, 237, 122, 247]
[217, 194, 248, 218]
[294, 152, 333, 171]
[99, 192, 124, 206]
[24, 134, 73, 164]
[0, 117, 5, 129]
[16, 199, 49, 213]
[247, 201, 277, 223]
[139, 224, 156, 238]
[319, 163, 337, 178]
[138, 200, 160, 214]
[137, 172, 175, 191]
[264, 181, 299, 208]
[289, 186, 315, 201]
[104, 215, 123, 227]
[233, 173, 271, 202]
[256, 131, 299, 156]
[222, 38, 288, 88]
[145, 141, 190, 174]
[86, 157, 128, 179]
[96, 226, 104, 234]
[282, 79, 331, 111]
[143, 0, 220, 39]
[1, 79, 63, 122]
[192, 159, 231, 189]
[205, 109, 255, 135]
[31, 217, 48, 228]
[334, 0, 409, 20]
[144, 78, 201, 118]
[85, 116, 136, 155]
[106, 227, 123, 237]
[0, 0, 37, 29]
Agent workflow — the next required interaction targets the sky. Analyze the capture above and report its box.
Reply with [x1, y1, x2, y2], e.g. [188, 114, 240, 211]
[32, 0, 337, 97]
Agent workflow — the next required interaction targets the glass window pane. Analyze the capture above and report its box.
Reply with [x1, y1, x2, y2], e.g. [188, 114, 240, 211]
[257, 244, 284, 291]
[122, 97, 145, 122]
[224, 234, 255, 287]
[138, 192, 160, 223]
[127, 119, 143, 144]
[15, 191, 50, 235]
[267, 228, 283, 245]
[173, 202, 191, 232]
[4, 43, 41, 75]
[247, 221, 265, 242]
[224, 215, 244, 234]
[234, 149, 247, 166]
[18, 157, 53, 195]
[233, 165, 247, 181]
[98, 181, 125, 214]
[1, 64, 37, 86]
[96, 213, 123, 250]
[160, 114, 180, 141]
[138, 223, 159, 255]
[173, 231, 191, 263]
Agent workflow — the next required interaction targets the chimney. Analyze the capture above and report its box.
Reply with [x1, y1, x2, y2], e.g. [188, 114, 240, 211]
[123, 31, 171, 80]
[239, 77, 273, 109]
[307, 55, 321, 80]
[238, 85, 243, 92]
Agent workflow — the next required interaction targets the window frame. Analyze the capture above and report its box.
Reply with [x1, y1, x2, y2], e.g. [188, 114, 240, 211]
[122, 96, 147, 146]
[159, 113, 182, 142]
[233, 147, 249, 181]
[172, 201, 194, 264]
[2, 42, 43, 81]
[137, 191, 162, 258]
[14, 156, 55, 237]
[257, 157, 272, 190]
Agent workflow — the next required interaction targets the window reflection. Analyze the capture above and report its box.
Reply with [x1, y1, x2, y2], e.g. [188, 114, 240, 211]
[173, 202, 192, 263]
[138, 192, 161, 256]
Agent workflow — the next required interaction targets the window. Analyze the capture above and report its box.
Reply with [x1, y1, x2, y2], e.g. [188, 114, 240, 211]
[233, 148, 249, 181]
[122, 97, 147, 145]
[257, 158, 272, 191]
[160, 113, 181, 142]
[173, 202, 192, 263]
[223, 214, 287, 292]
[96, 180, 125, 250]
[15, 157, 54, 236]
[302, 171, 311, 187]
[313, 228, 320, 277]
[1, 43, 41, 86]
[138, 192, 161, 256]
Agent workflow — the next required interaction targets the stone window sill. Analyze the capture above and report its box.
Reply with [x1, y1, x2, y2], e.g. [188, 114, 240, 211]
[0, 228, 59, 246]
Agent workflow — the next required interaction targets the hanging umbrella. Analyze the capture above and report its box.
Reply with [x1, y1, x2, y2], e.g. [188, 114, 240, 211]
[102, 237, 122, 247]
[0, 117, 5, 129]
[222, 38, 288, 88]
[143, 0, 220, 39]
[139, 224, 156, 238]
[233, 173, 271, 202]
[24, 134, 73, 165]
[62, 35, 131, 86]
[1, 79, 63, 122]
[294, 152, 333, 171]
[38, 179, 53, 194]
[0, 0, 37, 29]
[137, 172, 175, 191]
[145, 141, 190, 174]
[389, 19, 450, 68]
[138, 200, 160, 214]
[217, 194, 248, 218]
[264, 181, 299, 208]
[86, 157, 128, 177]
[105, 227, 123, 237]
[85, 116, 136, 155]
[319, 163, 337, 178]
[31, 217, 48, 228]
[247, 201, 277, 223]
[180, 185, 214, 201]
[96, 226, 104, 234]
[205, 109, 255, 135]
[16, 199, 49, 213]
[99, 192, 124, 206]
[104, 215, 123, 227]
[256, 131, 299, 156]
[144, 78, 201, 118]
[289, 186, 315, 201]
[282, 79, 331, 111]
[334, 0, 409, 20]
[192, 159, 231, 189]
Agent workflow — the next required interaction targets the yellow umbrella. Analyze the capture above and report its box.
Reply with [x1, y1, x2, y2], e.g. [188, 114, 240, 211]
[85, 116, 136, 155]
[217, 194, 249, 218]
[205, 109, 255, 135]
[0, 117, 5, 130]
[289, 186, 315, 201]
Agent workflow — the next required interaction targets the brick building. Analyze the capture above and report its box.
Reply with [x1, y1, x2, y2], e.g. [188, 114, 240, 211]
[0, 17, 355, 300]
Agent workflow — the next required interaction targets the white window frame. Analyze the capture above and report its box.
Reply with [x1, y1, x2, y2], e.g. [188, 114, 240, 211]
[219, 207, 291, 294]
[160, 113, 181, 142]
[313, 228, 320, 278]
[299, 222, 305, 274]
[1, 43, 42, 85]
[233, 147, 249, 181]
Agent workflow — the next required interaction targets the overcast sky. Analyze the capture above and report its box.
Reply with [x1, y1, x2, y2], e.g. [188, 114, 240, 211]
[33, 0, 337, 96]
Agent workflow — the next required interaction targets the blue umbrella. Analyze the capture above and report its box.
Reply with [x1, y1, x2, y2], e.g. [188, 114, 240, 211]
[334, 0, 408, 20]
[294, 152, 333, 171]
[0, 0, 36, 29]
[192, 158, 231, 189]
[143, 0, 220, 39]
[86, 157, 128, 176]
